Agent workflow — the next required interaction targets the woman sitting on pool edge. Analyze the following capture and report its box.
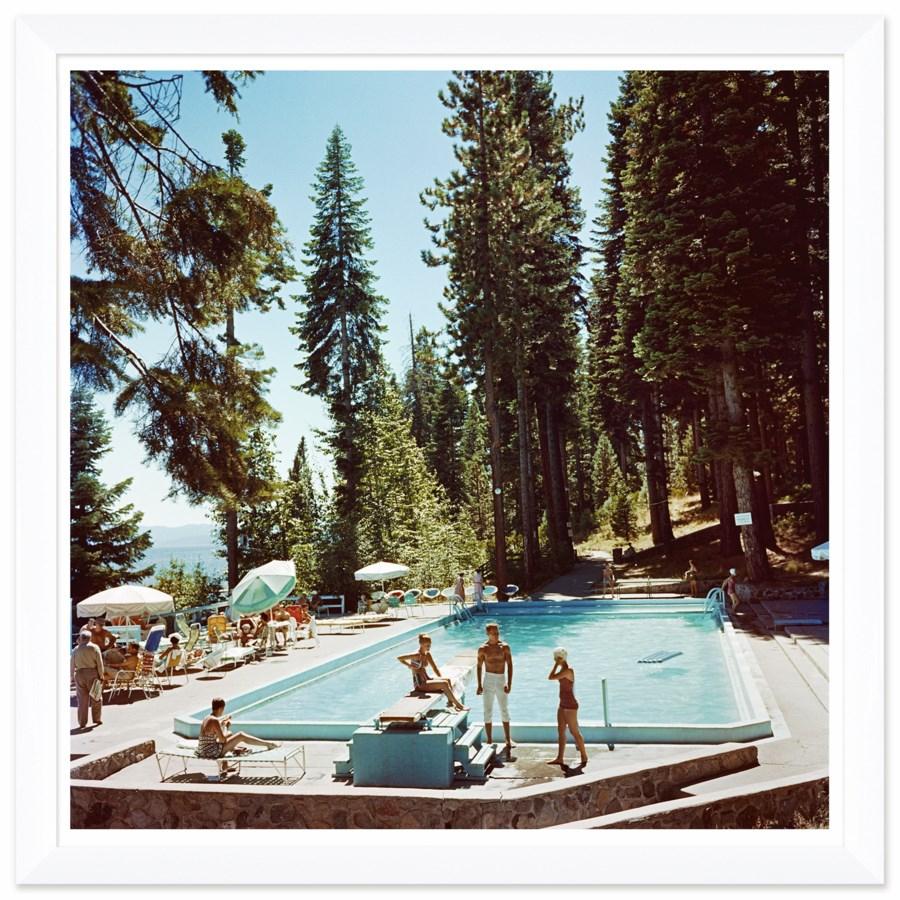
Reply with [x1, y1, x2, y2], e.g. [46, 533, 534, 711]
[547, 648, 589, 771]
[198, 698, 280, 777]
[397, 634, 468, 712]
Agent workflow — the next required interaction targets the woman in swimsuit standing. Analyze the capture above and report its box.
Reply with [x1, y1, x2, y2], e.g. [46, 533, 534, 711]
[547, 648, 589, 770]
[397, 634, 468, 711]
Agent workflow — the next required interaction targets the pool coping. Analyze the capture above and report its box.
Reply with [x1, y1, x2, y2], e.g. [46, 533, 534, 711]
[174, 599, 775, 745]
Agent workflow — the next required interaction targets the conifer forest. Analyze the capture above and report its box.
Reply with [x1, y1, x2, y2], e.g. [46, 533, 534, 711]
[70, 69, 829, 603]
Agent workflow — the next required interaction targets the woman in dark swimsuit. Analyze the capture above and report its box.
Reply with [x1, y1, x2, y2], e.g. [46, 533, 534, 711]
[547, 648, 588, 769]
[198, 698, 280, 777]
[397, 634, 467, 711]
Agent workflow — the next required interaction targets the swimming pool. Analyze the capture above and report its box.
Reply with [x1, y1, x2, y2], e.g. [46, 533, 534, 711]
[175, 600, 774, 744]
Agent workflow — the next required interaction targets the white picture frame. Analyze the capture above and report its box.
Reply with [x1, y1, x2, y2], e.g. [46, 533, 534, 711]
[14, 12, 883, 886]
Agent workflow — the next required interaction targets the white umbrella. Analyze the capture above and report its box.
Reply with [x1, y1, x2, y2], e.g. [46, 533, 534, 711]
[811, 541, 829, 561]
[230, 560, 297, 617]
[354, 561, 410, 581]
[354, 560, 411, 596]
[77, 584, 174, 621]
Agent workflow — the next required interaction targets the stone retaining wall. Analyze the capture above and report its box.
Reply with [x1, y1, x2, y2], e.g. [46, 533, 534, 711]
[71, 743, 757, 829]
[556, 771, 829, 829]
[70, 741, 156, 781]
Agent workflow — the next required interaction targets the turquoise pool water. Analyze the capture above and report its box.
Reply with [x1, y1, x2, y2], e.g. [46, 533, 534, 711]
[231, 611, 740, 726]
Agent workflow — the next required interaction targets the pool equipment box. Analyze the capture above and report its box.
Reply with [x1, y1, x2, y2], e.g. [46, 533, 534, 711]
[348, 723, 457, 788]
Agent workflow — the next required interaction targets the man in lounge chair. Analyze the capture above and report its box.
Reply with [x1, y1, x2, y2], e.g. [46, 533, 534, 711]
[476, 622, 514, 757]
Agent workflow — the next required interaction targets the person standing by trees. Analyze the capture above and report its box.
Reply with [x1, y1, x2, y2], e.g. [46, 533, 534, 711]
[722, 568, 740, 613]
[472, 568, 485, 609]
[684, 560, 700, 598]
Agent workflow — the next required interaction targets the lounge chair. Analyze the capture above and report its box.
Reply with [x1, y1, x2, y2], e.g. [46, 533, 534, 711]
[142, 624, 166, 654]
[105, 666, 138, 702]
[174, 614, 192, 640]
[402, 589, 421, 617]
[155, 741, 306, 783]
[158, 647, 189, 686]
[125, 651, 164, 699]
[206, 614, 228, 644]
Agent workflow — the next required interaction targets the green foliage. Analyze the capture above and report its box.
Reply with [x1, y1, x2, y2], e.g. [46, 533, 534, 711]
[153, 559, 221, 610]
[402, 326, 468, 506]
[70, 70, 295, 506]
[70, 387, 153, 603]
[591, 435, 619, 511]
[604, 483, 638, 543]
[354, 383, 482, 588]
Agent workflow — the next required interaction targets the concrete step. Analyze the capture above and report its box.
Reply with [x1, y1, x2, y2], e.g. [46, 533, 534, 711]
[797, 642, 829, 679]
[784, 628, 829, 679]
[773, 633, 829, 710]
[679, 763, 791, 796]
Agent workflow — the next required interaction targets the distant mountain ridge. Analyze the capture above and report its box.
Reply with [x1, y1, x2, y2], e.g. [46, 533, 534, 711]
[147, 523, 219, 549]
[139, 524, 225, 582]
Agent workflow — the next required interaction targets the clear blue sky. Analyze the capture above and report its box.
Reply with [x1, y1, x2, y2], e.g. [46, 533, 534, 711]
[83, 69, 623, 527]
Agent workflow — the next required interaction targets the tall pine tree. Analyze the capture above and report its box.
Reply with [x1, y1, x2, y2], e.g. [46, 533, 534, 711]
[70, 388, 153, 604]
[293, 125, 385, 568]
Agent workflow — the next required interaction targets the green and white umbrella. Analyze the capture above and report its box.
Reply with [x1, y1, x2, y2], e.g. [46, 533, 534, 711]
[229, 560, 297, 617]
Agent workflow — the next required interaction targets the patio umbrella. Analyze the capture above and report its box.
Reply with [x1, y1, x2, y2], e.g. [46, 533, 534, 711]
[76, 585, 174, 621]
[811, 541, 829, 561]
[230, 560, 297, 617]
[353, 560, 410, 593]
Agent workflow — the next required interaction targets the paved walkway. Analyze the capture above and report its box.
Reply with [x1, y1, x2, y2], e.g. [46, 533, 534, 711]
[70, 609, 445, 760]
[532, 555, 830, 793]
[72, 556, 829, 803]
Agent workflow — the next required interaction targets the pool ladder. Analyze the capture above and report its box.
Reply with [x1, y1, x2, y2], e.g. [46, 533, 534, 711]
[704, 587, 726, 627]
[451, 594, 474, 623]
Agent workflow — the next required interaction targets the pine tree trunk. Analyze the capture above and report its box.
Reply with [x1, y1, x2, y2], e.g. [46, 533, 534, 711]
[640, 387, 674, 548]
[555, 418, 575, 567]
[691, 404, 711, 508]
[747, 391, 777, 549]
[785, 72, 829, 542]
[796, 403, 811, 484]
[543, 399, 574, 569]
[484, 350, 508, 597]
[719, 346, 770, 581]
[708, 386, 740, 556]
[516, 370, 537, 589]
[537, 400, 561, 567]
[572, 426, 587, 528]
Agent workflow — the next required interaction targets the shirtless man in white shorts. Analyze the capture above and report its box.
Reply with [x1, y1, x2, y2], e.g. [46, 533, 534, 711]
[476, 622, 514, 756]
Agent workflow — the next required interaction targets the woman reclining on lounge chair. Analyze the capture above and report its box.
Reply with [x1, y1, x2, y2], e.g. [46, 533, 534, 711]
[397, 634, 468, 712]
[198, 697, 279, 776]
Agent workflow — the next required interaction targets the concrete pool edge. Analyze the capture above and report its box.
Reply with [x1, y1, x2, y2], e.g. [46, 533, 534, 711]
[174, 600, 775, 745]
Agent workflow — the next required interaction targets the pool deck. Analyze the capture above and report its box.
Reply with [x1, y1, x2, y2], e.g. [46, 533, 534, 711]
[70, 564, 828, 812]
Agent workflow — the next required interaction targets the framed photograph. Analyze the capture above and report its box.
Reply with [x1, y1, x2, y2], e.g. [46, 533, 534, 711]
[15, 12, 883, 885]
